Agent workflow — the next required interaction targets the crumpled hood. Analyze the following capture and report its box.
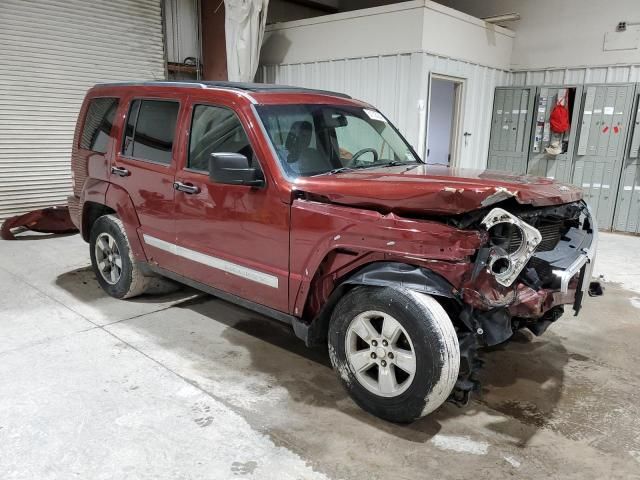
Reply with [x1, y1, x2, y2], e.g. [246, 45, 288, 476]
[293, 164, 583, 215]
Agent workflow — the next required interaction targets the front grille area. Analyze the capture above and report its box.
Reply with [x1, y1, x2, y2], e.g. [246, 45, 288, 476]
[528, 257, 556, 286]
[517, 202, 586, 289]
[504, 220, 563, 253]
[535, 221, 563, 251]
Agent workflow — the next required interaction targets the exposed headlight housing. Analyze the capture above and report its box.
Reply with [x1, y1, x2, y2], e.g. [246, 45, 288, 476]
[481, 208, 542, 287]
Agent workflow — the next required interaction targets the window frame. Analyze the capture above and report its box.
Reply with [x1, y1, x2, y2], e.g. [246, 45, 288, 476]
[185, 102, 266, 183]
[119, 97, 181, 167]
[78, 96, 120, 153]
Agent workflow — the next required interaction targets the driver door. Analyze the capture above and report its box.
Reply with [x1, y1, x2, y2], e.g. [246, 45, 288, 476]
[171, 100, 290, 312]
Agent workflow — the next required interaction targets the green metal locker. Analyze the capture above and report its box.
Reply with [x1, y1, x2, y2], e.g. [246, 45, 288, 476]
[613, 86, 640, 233]
[526, 85, 583, 182]
[572, 84, 636, 229]
[487, 87, 535, 174]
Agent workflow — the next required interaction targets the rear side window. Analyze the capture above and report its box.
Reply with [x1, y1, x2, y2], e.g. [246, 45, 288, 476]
[80, 97, 119, 153]
[122, 99, 179, 165]
[188, 104, 254, 171]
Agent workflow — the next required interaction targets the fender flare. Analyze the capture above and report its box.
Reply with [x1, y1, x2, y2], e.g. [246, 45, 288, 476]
[294, 261, 457, 346]
[104, 184, 147, 261]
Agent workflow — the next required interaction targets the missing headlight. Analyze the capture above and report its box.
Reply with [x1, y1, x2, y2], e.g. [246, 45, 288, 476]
[481, 208, 542, 287]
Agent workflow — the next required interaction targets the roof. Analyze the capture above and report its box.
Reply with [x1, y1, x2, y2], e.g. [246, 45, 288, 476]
[93, 81, 351, 99]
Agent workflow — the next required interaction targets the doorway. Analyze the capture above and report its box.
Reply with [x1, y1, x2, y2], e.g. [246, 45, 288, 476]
[426, 74, 464, 167]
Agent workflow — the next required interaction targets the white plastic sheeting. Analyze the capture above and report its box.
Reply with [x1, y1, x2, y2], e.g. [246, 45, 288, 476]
[225, 0, 269, 82]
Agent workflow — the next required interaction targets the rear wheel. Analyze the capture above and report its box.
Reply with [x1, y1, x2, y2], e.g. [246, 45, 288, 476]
[89, 215, 151, 299]
[328, 286, 459, 423]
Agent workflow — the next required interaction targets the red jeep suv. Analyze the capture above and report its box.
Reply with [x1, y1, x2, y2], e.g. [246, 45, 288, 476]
[68, 81, 596, 422]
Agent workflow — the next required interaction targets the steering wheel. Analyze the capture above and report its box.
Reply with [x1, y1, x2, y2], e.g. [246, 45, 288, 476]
[345, 148, 378, 168]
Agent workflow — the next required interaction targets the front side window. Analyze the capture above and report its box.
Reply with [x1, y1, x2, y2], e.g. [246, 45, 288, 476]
[256, 104, 420, 177]
[188, 104, 255, 172]
[122, 99, 179, 165]
[80, 97, 119, 153]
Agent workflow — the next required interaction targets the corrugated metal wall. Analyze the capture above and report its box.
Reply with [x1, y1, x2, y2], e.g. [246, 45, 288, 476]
[0, 0, 166, 221]
[258, 53, 510, 170]
[512, 65, 640, 86]
[259, 53, 426, 158]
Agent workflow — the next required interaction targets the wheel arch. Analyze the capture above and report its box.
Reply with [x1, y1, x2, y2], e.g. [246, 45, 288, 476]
[81, 184, 146, 262]
[81, 201, 115, 241]
[297, 261, 458, 347]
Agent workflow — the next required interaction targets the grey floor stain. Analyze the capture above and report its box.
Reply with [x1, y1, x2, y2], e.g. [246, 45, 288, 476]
[231, 461, 258, 476]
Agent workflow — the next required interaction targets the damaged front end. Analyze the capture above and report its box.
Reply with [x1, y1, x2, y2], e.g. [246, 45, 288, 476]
[450, 200, 597, 405]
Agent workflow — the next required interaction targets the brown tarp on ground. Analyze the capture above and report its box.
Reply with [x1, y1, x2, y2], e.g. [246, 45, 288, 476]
[1, 206, 78, 240]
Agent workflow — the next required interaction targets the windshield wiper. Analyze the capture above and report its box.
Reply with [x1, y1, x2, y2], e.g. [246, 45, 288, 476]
[311, 166, 355, 177]
[312, 164, 376, 176]
[377, 160, 422, 167]
[312, 160, 421, 177]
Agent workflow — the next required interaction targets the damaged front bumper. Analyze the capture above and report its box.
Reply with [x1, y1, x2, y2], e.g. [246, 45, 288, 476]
[470, 201, 597, 318]
[451, 202, 597, 405]
[553, 211, 597, 313]
[531, 202, 597, 314]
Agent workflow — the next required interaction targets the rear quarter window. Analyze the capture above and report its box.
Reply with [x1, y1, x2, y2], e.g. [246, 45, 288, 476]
[80, 97, 119, 153]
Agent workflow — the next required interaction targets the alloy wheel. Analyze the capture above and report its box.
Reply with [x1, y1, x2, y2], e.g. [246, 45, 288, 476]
[94, 232, 123, 285]
[345, 310, 416, 397]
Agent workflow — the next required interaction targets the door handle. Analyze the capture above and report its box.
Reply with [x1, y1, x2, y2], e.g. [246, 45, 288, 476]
[111, 166, 130, 177]
[173, 181, 200, 194]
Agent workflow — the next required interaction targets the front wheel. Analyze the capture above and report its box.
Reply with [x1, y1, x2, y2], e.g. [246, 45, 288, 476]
[328, 286, 460, 423]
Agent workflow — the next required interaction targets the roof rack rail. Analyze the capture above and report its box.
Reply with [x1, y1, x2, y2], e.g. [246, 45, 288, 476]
[93, 81, 208, 89]
[93, 80, 351, 98]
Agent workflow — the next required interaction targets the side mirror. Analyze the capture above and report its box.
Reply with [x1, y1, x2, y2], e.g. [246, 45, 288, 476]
[209, 153, 265, 187]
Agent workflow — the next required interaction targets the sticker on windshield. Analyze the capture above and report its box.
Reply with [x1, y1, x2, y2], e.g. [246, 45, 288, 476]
[364, 109, 387, 122]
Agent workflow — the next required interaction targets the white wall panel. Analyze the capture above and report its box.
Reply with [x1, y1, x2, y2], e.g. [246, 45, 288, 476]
[439, 0, 640, 71]
[259, 54, 425, 157]
[258, 52, 510, 170]
[0, 0, 165, 221]
[261, 1, 514, 70]
[512, 65, 640, 86]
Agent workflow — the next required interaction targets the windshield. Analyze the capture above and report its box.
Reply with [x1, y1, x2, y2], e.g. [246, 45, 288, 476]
[255, 104, 421, 177]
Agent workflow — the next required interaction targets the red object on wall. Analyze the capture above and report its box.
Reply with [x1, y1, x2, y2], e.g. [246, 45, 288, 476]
[550, 103, 570, 133]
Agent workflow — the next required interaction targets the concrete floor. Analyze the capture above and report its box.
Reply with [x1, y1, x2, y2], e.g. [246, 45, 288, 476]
[1, 231, 639, 479]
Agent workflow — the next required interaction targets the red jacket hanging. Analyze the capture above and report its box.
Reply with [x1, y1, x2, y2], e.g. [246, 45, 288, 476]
[550, 95, 570, 133]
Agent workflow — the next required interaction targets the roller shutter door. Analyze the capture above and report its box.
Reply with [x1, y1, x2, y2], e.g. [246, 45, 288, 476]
[0, 0, 166, 221]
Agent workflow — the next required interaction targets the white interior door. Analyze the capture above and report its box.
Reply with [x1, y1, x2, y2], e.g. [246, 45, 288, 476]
[426, 75, 464, 167]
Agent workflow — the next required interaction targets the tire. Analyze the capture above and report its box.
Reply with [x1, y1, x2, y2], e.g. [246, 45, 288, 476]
[328, 286, 460, 423]
[89, 214, 151, 299]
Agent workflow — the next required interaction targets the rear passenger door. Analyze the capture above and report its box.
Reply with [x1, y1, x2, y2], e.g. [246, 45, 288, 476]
[171, 101, 290, 313]
[111, 96, 183, 270]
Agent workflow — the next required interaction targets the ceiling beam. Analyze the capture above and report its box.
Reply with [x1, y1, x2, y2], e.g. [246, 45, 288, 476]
[285, 0, 339, 14]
